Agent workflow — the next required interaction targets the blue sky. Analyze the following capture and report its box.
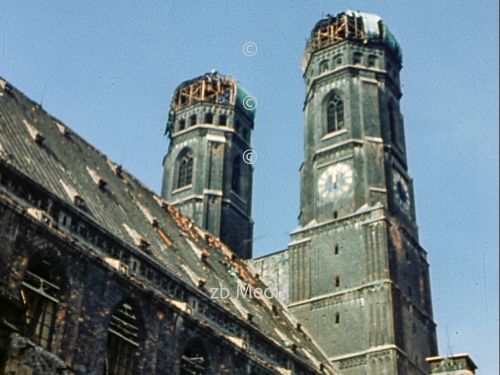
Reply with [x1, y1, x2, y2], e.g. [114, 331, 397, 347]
[1, 1, 498, 373]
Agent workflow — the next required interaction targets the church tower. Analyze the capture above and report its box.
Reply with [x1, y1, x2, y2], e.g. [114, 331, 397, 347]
[289, 11, 438, 373]
[253, 11, 438, 375]
[161, 72, 255, 259]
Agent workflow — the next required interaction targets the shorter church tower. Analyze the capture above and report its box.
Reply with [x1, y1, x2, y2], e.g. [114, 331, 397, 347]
[161, 72, 255, 259]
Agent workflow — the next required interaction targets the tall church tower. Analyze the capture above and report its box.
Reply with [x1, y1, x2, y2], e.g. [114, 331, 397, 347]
[253, 11, 438, 375]
[161, 72, 255, 259]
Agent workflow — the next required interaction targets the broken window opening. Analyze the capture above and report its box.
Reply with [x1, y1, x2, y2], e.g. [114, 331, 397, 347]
[104, 302, 140, 375]
[326, 94, 344, 133]
[189, 115, 197, 126]
[21, 262, 60, 350]
[180, 341, 208, 375]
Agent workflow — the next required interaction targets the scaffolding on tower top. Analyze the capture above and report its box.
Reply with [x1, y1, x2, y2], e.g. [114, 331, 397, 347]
[302, 10, 402, 71]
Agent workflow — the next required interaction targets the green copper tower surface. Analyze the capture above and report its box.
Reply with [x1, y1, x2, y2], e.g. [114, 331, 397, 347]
[253, 11, 438, 374]
[161, 72, 255, 259]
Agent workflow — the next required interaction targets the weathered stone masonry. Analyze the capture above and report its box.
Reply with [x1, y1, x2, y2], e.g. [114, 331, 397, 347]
[0, 77, 336, 375]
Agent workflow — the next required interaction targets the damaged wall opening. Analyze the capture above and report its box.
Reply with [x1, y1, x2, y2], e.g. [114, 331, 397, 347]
[20, 260, 60, 350]
[180, 340, 208, 375]
[104, 302, 140, 375]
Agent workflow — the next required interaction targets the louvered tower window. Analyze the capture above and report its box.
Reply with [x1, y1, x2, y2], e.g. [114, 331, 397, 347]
[327, 95, 344, 133]
[177, 151, 194, 188]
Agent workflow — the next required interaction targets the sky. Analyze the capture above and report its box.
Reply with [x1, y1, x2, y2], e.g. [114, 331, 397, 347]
[1, 1, 498, 373]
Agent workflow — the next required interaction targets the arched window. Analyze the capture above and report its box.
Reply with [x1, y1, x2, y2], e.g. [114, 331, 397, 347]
[189, 114, 197, 126]
[353, 52, 362, 65]
[368, 55, 377, 68]
[231, 155, 241, 194]
[319, 60, 329, 73]
[326, 94, 344, 133]
[21, 259, 60, 350]
[176, 150, 194, 189]
[178, 119, 186, 131]
[334, 55, 342, 66]
[180, 340, 208, 375]
[103, 302, 140, 375]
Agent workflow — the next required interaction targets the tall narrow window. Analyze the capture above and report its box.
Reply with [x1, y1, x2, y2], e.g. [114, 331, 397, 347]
[319, 60, 329, 73]
[104, 302, 140, 375]
[180, 341, 208, 375]
[327, 94, 344, 133]
[232, 155, 242, 195]
[353, 52, 362, 65]
[190, 114, 197, 126]
[218, 114, 227, 126]
[368, 55, 377, 68]
[176, 150, 194, 189]
[178, 119, 186, 131]
[389, 103, 397, 144]
[21, 261, 60, 350]
[335, 276, 340, 287]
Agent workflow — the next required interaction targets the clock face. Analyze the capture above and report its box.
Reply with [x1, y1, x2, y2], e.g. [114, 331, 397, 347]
[318, 163, 353, 199]
[393, 171, 411, 211]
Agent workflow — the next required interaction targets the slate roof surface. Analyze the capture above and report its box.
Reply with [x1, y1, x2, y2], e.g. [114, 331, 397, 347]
[0, 77, 336, 374]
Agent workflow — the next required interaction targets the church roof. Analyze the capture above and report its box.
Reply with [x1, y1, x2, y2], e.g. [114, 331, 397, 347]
[0, 77, 335, 374]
